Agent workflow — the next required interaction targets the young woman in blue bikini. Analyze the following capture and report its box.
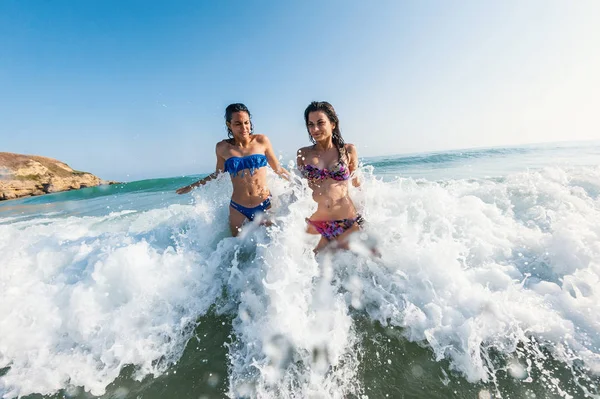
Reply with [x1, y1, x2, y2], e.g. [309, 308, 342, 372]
[297, 101, 363, 253]
[176, 103, 289, 236]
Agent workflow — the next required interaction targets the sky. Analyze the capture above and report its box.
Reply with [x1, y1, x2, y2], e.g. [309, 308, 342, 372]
[1, 0, 599, 181]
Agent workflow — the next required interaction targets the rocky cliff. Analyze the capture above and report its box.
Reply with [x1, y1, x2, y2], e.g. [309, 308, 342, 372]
[0, 152, 117, 201]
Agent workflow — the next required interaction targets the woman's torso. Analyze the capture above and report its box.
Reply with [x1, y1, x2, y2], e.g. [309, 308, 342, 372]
[300, 146, 357, 220]
[221, 137, 271, 206]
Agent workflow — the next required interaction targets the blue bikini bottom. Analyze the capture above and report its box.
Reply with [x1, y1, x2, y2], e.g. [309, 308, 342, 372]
[229, 197, 271, 221]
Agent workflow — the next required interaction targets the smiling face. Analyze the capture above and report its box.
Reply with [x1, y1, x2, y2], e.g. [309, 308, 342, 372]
[307, 111, 336, 143]
[227, 111, 252, 142]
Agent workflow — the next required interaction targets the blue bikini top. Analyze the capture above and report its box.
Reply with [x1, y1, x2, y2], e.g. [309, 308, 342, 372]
[224, 154, 268, 177]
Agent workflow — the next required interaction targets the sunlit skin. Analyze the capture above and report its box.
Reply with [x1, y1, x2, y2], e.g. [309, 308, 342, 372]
[176, 111, 289, 236]
[297, 110, 360, 252]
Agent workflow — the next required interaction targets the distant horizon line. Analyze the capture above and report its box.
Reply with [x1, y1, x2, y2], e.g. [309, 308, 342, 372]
[117, 138, 599, 183]
[368, 138, 599, 161]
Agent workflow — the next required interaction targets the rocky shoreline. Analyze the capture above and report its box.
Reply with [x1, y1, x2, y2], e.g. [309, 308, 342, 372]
[0, 152, 118, 201]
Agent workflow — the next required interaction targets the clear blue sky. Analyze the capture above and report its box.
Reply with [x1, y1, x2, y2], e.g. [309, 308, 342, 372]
[1, 1, 599, 181]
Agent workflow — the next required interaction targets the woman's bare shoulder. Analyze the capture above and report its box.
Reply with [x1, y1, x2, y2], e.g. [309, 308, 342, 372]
[217, 139, 232, 148]
[252, 134, 269, 143]
[215, 139, 232, 156]
[344, 143, 357, 154]
[297, 145, 314, 156]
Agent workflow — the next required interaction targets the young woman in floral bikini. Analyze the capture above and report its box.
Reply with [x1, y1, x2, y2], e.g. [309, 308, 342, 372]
[296, 101, 363, 253]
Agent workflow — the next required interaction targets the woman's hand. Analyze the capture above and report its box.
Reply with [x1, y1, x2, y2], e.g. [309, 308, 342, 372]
[176, 185, 193, 194]
[176, 142, 225, 195]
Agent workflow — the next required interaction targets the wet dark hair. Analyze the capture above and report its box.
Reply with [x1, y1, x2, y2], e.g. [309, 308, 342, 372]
[225, 103, 254, 139]
[304, 101, 347, 160]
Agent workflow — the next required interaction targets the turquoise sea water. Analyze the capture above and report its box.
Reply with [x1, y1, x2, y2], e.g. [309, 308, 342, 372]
[1, 142, 599, 398]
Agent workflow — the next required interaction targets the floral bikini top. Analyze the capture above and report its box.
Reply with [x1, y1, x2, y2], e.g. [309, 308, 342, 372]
[301, 161, 350, 181]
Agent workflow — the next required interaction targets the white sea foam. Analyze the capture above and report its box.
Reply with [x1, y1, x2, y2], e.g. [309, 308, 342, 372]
[1, 165, 599, 398]
[343, 165, 600, 394]
[0, 179, 233, 397]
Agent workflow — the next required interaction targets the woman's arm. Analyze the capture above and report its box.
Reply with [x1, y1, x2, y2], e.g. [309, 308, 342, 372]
[262, 135, 290, 180]
[296, 148, 304, 170]
[176, 143, 226, 194]
[346, 144, 360, 187]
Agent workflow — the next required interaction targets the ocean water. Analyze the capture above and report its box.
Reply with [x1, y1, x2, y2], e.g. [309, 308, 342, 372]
[1, 142, 600, 399]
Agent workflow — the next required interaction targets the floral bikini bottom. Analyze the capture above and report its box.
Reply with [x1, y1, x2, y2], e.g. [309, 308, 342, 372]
[306, 214, 364, 240]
